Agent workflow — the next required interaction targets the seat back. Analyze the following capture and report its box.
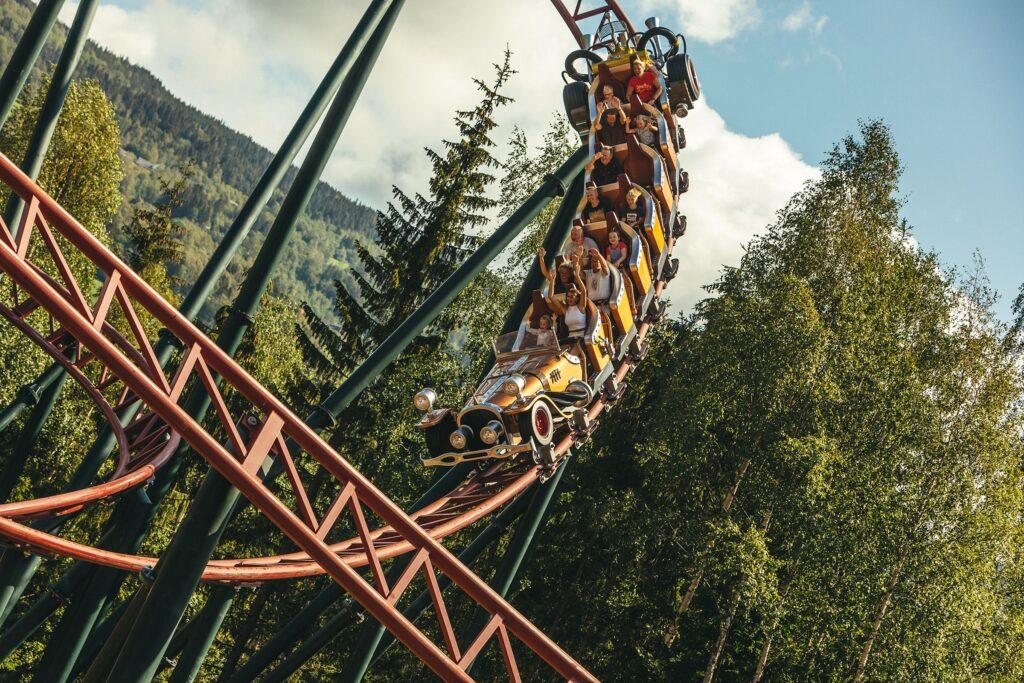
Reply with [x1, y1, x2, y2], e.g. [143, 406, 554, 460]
[614, 174, 634, 215]
[624, 134, 654, 186]
[530, 290, 554, 328]
[596, 62, 626, 101]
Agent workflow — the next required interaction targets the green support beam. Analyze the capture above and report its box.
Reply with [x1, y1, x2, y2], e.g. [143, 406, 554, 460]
[0, 0, 66, 129]
[2, 0, 409, 670]
[167, 586, 237, 683]
[100, 3, 403, 679]
[0, 360, 64, 434]
[309, 146, 588, 432]
[0, 351, 71, 502]
[4, 0, 99, 232]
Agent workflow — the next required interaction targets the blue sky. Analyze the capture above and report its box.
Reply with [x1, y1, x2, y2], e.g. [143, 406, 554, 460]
[59, 0, 1023, 318]
[623, 0, 1024, 318]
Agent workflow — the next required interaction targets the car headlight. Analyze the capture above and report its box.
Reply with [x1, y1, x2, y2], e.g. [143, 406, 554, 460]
[413, 388, 436, 412]
[449, 426, 473, 450]
[502, 375, 526, 396]
[480, 420, 503, 445]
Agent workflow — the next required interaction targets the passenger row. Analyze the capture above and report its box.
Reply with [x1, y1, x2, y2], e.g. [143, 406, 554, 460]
[520, 51, 685, 385]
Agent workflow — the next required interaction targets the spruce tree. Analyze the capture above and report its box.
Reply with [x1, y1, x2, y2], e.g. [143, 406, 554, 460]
[301, 51, 515, 379]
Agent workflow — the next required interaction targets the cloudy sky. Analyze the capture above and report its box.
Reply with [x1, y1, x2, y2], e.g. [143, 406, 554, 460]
[56, 0, 1024, 316]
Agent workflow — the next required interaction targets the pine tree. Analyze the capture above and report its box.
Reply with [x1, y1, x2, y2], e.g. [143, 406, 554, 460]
[301, 50, 516, 380]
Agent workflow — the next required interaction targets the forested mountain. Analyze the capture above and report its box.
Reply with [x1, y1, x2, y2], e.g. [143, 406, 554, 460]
[0, 0, 377, 322]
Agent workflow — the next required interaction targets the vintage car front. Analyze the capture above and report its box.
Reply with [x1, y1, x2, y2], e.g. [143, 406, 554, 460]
[413, 331, 589, 468]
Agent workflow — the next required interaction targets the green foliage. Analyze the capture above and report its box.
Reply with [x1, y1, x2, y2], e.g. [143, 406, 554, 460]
[0, 0, 378, 324]
[122, 159, 193, 272]
[501, 121, 1024, 682]
[498, 114, 579, 271]
[301, 49, 516, 379]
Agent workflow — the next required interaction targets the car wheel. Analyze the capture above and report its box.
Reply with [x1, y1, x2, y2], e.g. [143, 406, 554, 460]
[519, 401, 554, 447]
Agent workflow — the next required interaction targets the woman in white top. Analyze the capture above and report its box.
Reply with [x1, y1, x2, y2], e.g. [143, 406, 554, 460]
[546, 254, 590, 343]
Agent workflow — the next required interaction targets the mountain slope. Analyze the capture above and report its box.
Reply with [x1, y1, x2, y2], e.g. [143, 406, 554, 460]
[0, 0, 377, 322]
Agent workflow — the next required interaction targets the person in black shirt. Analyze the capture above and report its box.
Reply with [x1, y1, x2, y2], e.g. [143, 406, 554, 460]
[581, 181, 612, 223]
[595, 106, 628, 146]
[621, 187, 647, 229]
[586, 144, 624, 186]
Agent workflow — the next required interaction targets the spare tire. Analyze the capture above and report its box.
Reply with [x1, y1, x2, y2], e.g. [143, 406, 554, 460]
[685, 54, 702, 101]
[564, 49, 601, 82]
[666, 54, 696, 112]
[638, 27, 681, 60]
[562, 81, 591, 136]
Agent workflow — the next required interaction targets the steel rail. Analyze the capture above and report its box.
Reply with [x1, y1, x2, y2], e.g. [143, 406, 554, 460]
[0, 151, 596, 682]
[0, 254, 670, 581]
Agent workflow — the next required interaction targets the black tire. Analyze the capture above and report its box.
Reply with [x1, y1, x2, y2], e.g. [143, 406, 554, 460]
[686, 54, 702, 101]
[679, 170, 690, 194]
[638, 27, 680, 60]
[663, 257, 680, 283]
[564, 49, 601, 82]
[666, 53, 701, 112]
[562, 81, 591, 135]
[677, 126, 686, 149]
[666, 54, 694, 114]
[673, 214, 687, 238]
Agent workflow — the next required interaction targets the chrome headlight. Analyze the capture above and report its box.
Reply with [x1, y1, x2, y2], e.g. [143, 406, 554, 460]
[450, 426, 473, 450]
[413, 388, 436, 412]
[502, 375, 526, 396]
[480, 420, 503, 445]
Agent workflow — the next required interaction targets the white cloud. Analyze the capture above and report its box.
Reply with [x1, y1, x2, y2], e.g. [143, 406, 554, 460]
[63, 0, 578, 207]
[641, 0, 762, 44]
[664, 101, 818, 311]
[60, 0, 814, 314]
[782, 1, 828, 34]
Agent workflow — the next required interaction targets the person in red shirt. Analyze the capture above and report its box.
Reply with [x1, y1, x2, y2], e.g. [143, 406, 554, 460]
[626, 59, 663, 104]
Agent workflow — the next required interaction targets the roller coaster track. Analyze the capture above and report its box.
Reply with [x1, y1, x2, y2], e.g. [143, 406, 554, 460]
[0, 1, 689, 679]
[0, 151, 605, 679]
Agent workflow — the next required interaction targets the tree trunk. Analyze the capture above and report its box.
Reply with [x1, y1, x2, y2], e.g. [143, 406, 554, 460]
[852, 550, 908, 682]
[665, 459, 751, 648]
[720, 459, 750, 512]
[703, 588, 741, 683]
[751, 566, 797, 683]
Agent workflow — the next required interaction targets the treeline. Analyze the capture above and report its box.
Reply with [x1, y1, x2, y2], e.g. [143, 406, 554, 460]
[0, 0, 377, 322]
[495, 122, 1024, 681]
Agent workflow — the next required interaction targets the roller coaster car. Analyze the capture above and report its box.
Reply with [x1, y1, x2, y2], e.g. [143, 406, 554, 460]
[415, 307, 613, 469]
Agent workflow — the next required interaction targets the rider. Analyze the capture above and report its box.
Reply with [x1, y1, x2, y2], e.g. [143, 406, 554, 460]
[595, 106, 628, 146]
[586, 143, 624, 186]
[596, 84, 623, 115]
[621, 187, 647, 229]
[562, 223, 600, 268]
[626, 57, 663, 105]
[627, 102, 661, 147]
[546, 254, 590, 344]
[581, 181, 613, 223]
[606, 228, 628, 271]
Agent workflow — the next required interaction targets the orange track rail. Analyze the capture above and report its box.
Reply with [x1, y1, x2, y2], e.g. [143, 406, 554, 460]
[0, 151, 598, 682]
